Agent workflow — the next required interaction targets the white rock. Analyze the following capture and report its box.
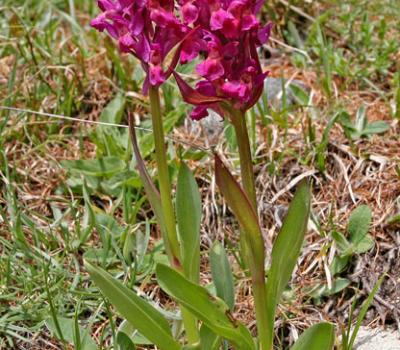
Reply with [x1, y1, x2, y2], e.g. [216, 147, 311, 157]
[353, 326, 400, 350]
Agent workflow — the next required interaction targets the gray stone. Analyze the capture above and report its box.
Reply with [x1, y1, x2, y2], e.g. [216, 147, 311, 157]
[353, 326, 400, 350]
[262, 77, 309, 111]
[199, 110, 224, 147]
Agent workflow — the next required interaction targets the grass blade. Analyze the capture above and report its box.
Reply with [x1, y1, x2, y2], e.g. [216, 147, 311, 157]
[348, 274, 386, 349]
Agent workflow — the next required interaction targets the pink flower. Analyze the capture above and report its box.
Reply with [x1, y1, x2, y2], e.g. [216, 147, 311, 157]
[175, 0, 272, 119]
[196, 58, 225, 81]
[91, 0, 190, 92]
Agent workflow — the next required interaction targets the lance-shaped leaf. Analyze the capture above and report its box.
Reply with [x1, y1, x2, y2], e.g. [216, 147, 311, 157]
[156, 264, 255, 350]
[85, 262, 180, 350]
[176, 162, 201, 283]
[173, 72, 224, 106]
[265, 180, 311, 349]
[199, 324, 221, 350]
[290, 323, 335, 350]
[128, 116, 173, 255]
[214, 155, 264, 275]
[128, 115, 163, 222]
[210, 241, 235, 310]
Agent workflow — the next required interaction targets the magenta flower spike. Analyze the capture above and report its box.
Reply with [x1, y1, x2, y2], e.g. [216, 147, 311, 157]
[175, 0, 272, 120]
[91, 0, 198, 93]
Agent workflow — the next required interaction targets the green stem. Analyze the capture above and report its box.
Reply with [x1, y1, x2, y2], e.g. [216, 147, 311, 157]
[231, 110, 270, 350]
[231, 111, 257, 210]
[149, 86, 199, 344]
[148, 86, 181, 267]
[253, 279, 270, 350]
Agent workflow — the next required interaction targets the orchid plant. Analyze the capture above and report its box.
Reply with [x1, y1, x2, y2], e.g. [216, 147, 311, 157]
[86, 1, 335, 349]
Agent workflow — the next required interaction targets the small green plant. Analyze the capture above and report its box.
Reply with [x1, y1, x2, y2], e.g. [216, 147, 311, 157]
[331, 205, 374, 276]
[305, 205, 374, 301]
[339, 105, 389, 140]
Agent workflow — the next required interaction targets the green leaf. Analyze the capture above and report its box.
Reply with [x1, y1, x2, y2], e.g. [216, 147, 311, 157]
[265, 181, 311, 349]
[85, 262, 180, 350]
[355, 105, 367, 133]
[353, 234, 374, 253]
[323, 278, 351, 296]
[303, 283, 326, 299]
[139, 109, 183, 158]
[316, 112, 342, 172]
[362, 120, 389, 136]
[348, 205, 371, 245]
[224, 124, 237, 151]
[95, 94, 127, 155]
[156, 264, 255, 350]
[176, 162, 201, 283]
[348, 274, 386, 349]
[338, 111, 355, 131]
[83, 248, 118, 265]
[290, 322, 335, 350]
[123, 231, 136, 264]
[61, 157, 126, 177]
[330, 255, 350, 275]
[182, 344, 201, 350]
[199, 325, 221, 350]
[210, 241, 235, 310]
[128, 117, 167, 246]
[118, 320, 152, 345]
[331, 230, 352, 254]
[100, 94, 126, 125]
[290, 84, 309, 106]
[116, 332, 136, 350]
[45, 317, 97, 350]
[95, 213, 124, 237]
[214, 155, 264, 274]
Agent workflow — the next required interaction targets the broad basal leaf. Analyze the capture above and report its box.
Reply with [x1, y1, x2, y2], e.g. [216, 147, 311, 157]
[99, 93, 125, 125]
[265, 181, 311, 349]
[61, 157, 126, 177]
[210, 241, 235, 310]
[156, 264, 255, 350]
[45, 317, 97, 350]
[214, 155, 264, 275]
[199, 324, 221, 350]
[290, 322, 334, 350]
[176, 162, 201, 283]
[348, 205, 371, 245]
[85, 262, 180, 350]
